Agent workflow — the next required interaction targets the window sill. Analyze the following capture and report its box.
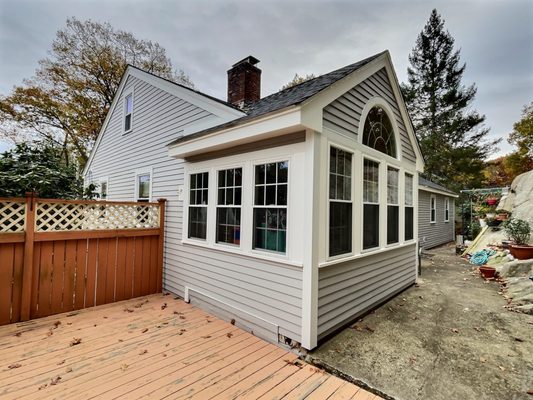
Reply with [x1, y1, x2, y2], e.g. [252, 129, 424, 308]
[319, 241, 417, 269]
[122, 129, 133, 136]
[181, 239, 303, 268]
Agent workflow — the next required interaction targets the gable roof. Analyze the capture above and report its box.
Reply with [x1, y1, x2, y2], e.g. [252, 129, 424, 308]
[83, 65, 244, 176]
[168, 51, 385, 147]
[419, 177, 457, 196]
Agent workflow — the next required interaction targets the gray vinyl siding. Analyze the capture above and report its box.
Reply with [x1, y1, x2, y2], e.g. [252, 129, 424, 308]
[323, 68, 416, 164]
[418, 190, 455, 249]
[317, 244, 416, 339]
[86, 74, 303, 344]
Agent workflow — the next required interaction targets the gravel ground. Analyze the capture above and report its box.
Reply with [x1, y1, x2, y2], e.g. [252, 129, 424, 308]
[307, 243, 533, 400]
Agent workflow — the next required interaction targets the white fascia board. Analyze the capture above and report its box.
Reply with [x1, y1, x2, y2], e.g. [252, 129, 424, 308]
[83, 66, 244, 177]
[419, 185, 459, 198]
[168, 107, 303, 159]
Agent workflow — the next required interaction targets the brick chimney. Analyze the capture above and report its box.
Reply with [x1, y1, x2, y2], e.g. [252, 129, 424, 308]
[227, 56, 261, 109]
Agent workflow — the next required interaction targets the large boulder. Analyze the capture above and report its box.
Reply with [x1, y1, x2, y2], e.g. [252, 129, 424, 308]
[498, 169, 533, 227]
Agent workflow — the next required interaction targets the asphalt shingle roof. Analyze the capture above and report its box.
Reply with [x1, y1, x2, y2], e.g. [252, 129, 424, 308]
[419, 177, 456, 195]
[168, 51, 386, 147]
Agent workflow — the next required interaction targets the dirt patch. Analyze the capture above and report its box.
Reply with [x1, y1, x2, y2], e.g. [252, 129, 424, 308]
[308, 244, 533, 400]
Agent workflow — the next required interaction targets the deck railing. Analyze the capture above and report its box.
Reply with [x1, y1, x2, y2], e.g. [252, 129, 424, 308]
[0, 193, 166, 325]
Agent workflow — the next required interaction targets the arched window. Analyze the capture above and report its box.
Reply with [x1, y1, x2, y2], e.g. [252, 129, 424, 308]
[362, 106, 397, 157]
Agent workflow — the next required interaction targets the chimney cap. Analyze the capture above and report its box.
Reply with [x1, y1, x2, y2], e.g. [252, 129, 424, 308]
[231, 55, 260, 68]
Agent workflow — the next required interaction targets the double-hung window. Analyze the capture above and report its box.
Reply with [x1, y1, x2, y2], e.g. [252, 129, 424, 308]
[253, 161, 288, 253]
[387, 167, 399, 244]
[216, 168, 242, 245]
[99, 179, 108, 200]
[430, 195, 437, 223]
[363, 159, 380, 249]
[329, 147, 352, 257]
[404, 173, 414, 240]
[444, 197, 450, 222]
[124, 93, 133, 132]
[136, 173, 151, 202]
[189, 172, 209, 240]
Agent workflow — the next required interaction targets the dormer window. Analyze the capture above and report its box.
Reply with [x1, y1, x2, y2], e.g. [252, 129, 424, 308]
[362, 106, 396, 157]
[124, 93, 133, 132]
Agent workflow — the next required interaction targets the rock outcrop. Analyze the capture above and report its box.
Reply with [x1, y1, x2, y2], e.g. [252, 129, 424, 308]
[498, 169, 533, 227]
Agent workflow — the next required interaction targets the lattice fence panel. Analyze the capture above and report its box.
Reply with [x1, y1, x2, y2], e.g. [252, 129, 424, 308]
[0, 201, 26, 233]
[35, 202, 160, 232]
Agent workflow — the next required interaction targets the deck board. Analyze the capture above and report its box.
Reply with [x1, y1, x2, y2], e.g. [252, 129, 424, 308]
[0, 294, 381, 399]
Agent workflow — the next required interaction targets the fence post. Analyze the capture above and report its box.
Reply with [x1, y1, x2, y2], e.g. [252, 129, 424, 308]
[20, 192, 36, 321]
[157, 199, 166, 293]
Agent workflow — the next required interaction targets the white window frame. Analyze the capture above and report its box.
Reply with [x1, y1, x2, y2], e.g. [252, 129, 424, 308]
[134, 167, 152, 202]
[404, 173, 415, 242]
[362, 156, 381, 251]
[98, 177, 109, 200]
[327, 145, 354, 260]
[386, 166, 399, 245]
[123, 89, 134, 134]
[188, 170, 210, 241]
[444, 197, 450, 222]
[251, 159, 290, 255]
[215, 166, 243, 247]
[430, 194, 437, 224]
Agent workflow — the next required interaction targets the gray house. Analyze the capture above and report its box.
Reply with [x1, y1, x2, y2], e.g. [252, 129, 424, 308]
[84, 51, 424, 349]
[418, 177, 457, 249]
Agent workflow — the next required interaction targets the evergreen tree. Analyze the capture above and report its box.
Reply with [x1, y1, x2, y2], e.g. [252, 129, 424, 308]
[401, 9, 498, 191]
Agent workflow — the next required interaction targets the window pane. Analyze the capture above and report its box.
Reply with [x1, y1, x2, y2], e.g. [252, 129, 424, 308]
[387, 205, 399, 244]
[330, 147, 337, 174]
[387, 167, 399, 205]
[235, 168, 242, 186]
[265, 185, 276, 205]
[226, 188, 233, 205]
[235, 188, 242, 205]
[277, 184, 287, 205]
[255, 164, 265, 184]
[330, 148, 352, 201]
[278, 161, 288, 183]
[266, 163, 277, 184]
[216, 208, 241, 245]
[218, 170, 225, 188]
[362, 106, 397, 157]
[255, 186, 264, 205]
[253, 208, 286, 253]
[138, 174, 150, 199]
[329, 202, 352, 256]
[125, 114, 131, 131]
[218, 188, 225, 205]
[405, 174, 413, 206]
[405, 207, 414, 240]
[125, 94, 133, 113]
[188, 207, 207, 239]
[363, 204, 379, 249]
[363, 159, 379, 203]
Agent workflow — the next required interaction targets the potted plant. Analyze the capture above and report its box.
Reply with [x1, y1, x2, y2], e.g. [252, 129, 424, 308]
[503, 218, 533, 260]
[496, 209, 510, 221]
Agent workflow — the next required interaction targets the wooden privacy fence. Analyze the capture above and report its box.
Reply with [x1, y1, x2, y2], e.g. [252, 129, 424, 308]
[0, 194, 166, 326]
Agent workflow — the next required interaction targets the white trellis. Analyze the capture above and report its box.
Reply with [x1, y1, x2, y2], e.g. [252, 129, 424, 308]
[35, 201, 160, 232]
[0, 201, 26, 233]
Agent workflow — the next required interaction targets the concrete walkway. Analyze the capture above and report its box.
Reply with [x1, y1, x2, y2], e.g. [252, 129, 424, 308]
[308, 244, 533, 400]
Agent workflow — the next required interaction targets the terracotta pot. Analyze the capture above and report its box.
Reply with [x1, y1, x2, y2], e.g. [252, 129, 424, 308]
[509, 244, 533, 260]
[479, 266, 496, 279]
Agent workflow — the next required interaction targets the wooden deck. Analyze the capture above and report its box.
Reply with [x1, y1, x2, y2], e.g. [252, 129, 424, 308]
[0, 294, 381, 399]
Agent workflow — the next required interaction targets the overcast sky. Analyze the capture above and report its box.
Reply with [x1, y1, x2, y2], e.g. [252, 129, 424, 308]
[0, 0, 532, 157]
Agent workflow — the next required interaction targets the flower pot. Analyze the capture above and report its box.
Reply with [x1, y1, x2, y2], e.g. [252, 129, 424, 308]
[509, 244, 533, 260]
[479, 266, 496, 279]
[501, 240, 511, 249]
[487, 198, 498, 206]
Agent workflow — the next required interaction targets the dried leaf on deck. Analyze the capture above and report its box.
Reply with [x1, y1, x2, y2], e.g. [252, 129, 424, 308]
[121, 364, 129, 371]
[66, 367, 73, 373]
[8, 363, 22, 369]
[139, 349, 148, 355]
[70, 338, 82, 346]
[124, 308, 134, 313]
[50, 376, 61, 385]
[161, 303, 167, 310]
[201, 335, 212, 339]
[179, 315, 186, 320]
[141, 328, 148, 333]
[14, 332, 21, 337]
[227, 333, 233, 338]
[38, 384, 48, 390]
[57, 360, 65, 365]
[53, 321, 61, 328]
[230, 319, 236, 325]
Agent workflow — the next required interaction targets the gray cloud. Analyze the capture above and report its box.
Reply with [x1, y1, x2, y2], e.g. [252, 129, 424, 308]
[1, 0, 531, 157]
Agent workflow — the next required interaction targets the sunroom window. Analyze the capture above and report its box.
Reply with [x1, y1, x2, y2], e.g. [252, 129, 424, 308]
[405, 173, 414, 241]
[362, 106, 396, 158]
[253, 161, 288, 253]
[363, 159, 380, 249]
[189, 172, 208, 240]
[387, 167, 399, 244]
[216, 168, 242, 245]
[329, 147, 352, 257]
